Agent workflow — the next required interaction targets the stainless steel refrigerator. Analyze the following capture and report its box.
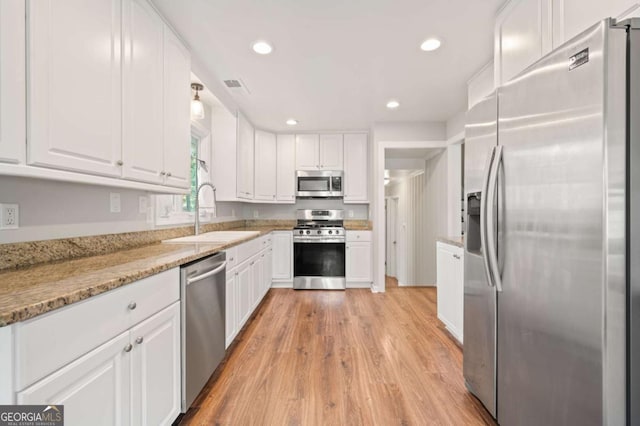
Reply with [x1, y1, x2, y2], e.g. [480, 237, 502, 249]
[463, 18, 639, 425]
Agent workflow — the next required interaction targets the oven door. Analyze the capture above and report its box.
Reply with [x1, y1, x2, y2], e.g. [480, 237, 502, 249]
[293, 241, 346, 290]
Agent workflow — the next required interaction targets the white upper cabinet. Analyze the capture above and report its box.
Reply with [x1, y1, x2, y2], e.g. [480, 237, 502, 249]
[254, 130, 277, 201]
[211, 105, 238, 201]
[343, 133, 368, 203]
[122, 0, 165, 184]
[494, 0, 552, 86]
[553, 0, 640, 48]
[162, 27, 191, 189]
[28, 0, 123, 176]
[0, 1, 25, 164]
[319, 134, 343, 170]
[237, 113, 255, 199]
[276, 134, 296, 202]
[295, 134, 319, 170]
[295, 133, 343, 170]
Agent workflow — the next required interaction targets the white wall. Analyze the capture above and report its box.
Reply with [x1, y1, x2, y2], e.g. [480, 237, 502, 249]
[446, 110, 466, 141]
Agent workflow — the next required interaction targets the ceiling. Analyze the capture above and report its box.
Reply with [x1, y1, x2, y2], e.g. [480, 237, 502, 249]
[153, 0, 504, 132]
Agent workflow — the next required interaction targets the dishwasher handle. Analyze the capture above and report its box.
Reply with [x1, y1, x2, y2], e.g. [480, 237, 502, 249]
[186, 261, 227, 285]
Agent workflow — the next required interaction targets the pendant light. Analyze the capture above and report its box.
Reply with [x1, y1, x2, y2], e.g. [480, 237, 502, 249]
[191, 83, 205, 120]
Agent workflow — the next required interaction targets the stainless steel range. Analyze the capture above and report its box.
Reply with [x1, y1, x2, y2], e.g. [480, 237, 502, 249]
[293, 209, 346, 290]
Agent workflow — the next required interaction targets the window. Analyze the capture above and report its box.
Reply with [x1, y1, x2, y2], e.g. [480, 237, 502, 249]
[154, 123, 211, 226]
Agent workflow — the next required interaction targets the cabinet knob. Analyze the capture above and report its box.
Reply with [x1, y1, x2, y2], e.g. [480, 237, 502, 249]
[250, 261, 255, 265]
[453, 254, 460, 259]
[160, 171, 166, 176]
[135, 336, 144, 345]
[124, 344, 133, 353]
[166, 172, 172, 177]
[128, 302, 137, 310]
[116, 160, 123, 166]
[230, 257, 234, 261]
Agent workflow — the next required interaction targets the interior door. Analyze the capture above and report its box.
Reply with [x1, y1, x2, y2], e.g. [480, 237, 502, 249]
[497, 21, 607, 425]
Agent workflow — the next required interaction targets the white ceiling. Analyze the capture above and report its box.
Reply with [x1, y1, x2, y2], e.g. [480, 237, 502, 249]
[153, 0, 504, 132]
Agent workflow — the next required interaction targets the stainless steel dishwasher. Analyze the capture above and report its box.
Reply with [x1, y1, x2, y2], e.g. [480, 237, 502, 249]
[180, 252, 226, 411]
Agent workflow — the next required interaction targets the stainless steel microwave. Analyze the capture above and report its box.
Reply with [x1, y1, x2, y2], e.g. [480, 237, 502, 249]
[296, 170, 343, 198]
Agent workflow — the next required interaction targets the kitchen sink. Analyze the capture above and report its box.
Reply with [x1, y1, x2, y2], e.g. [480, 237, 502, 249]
[163, 230, 261, 244]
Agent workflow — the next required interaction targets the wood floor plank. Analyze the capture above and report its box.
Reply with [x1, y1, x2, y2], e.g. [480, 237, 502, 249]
[179, 277, 495, 426]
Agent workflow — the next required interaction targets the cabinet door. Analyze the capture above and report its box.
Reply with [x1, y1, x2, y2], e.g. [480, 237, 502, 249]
[237, 261, 252, 328]
[162, 27, 191, 189]
[553, 0, 640, 48]
[276, 134, 296, 202]
[452, 251, 464, 342]
[436, 243, 463, 342]
[122, 0, 165, 184]
[252, 255, 263, 309]
[264, 248, 273, 296]
[319, 134, 343, 170]
[345, 242, 372, 282]
[0, 0, 25, 164]
[225, 271, 238, 348]
[272, 231, 293, 281]
[254, 130, 277, 201]
[18, 331, 131, 426]
[28, 0, 122, 176]
[295, 134, 319, 170]
[236, 113, 254, 199]
[343, 133, 368, 202]
[495, 0, 552, 86]
[130, 302, 181, 426]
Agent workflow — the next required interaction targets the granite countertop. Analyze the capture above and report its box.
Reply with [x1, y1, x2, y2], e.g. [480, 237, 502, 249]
[437, 236, 464, 248]
[0, 226, 284, 327]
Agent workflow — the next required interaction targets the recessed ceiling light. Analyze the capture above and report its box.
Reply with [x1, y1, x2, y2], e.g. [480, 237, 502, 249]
[386, 100, 400, 109]
[286, 119, 298, 126]
[252, 40, 273, 55]
[420, 38, 441, 52]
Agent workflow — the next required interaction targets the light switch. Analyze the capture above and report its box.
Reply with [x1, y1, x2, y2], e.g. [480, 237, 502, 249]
[138, 196, 148, 214]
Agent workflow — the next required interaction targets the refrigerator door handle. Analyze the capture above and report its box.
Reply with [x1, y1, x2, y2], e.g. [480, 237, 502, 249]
[486, 145, 503, 292]
[480, 146, 496, 287]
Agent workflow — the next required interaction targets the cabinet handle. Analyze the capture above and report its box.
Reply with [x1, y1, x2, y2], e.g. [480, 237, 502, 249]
[166, 172, 172, 177]
[128, 302, 137, 310]
[116, 160, 123, 166]
[135, 336, 144, 345]
[124, 344, 133, 353]
[453, 254, 460, 259]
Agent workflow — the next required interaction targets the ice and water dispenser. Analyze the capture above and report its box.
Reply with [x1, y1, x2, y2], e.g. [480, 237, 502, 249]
[466, 192, 481, 253]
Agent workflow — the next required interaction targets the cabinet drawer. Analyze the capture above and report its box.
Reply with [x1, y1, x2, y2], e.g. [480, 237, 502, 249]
[236, 238, 261, 264]
[15, 268, 179, 390]
[346, 231, 372, 242]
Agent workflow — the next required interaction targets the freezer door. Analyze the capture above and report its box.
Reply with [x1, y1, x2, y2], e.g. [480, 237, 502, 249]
[497, 21, 609, 425]
[498, 21, 608, 425]
[463, 92, 497, 417]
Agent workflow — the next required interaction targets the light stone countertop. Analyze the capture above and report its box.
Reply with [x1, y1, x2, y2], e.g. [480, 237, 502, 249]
[437, 236, 464, 248]
[0, 226, 287, 327]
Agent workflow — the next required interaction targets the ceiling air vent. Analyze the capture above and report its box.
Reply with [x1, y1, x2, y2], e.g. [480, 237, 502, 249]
[223, 78, 251, 95]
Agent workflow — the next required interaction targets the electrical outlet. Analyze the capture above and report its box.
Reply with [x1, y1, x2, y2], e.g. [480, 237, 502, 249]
[231, 209, 235, 217]
[348, 210, 354, 218]
[0, 203, 19, 229]
[253, 210, 259, 218]
[110, 193, 121, 213]
[138, 196, 148, 214]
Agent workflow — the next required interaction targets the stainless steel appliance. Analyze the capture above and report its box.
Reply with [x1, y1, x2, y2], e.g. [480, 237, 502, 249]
[463, 18, 638, 425]
[293, 209, 346, 290]
[296, 170, 343, 198]
[180, 252, 226, 411]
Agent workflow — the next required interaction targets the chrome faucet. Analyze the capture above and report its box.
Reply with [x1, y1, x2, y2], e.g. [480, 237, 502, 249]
[195, 182, 217, 235]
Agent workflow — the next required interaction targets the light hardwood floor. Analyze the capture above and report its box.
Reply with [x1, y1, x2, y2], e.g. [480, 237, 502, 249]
[179, 276, 495, 425]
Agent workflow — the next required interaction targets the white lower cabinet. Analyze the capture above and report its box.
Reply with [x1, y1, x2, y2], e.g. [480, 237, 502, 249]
[436, 242, 464, 343]
[18, 302, 180, 426]
[346, 231, 372, 287]
[13, 269, 181, 425]
[225, 235, 273, 348]
[271, 231, 293, 286]
[18, 331, 131, 426]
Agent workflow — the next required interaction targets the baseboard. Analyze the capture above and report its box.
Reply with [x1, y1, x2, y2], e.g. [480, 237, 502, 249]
[270, 281, 293, 289]
[346, 282, 371, 289]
